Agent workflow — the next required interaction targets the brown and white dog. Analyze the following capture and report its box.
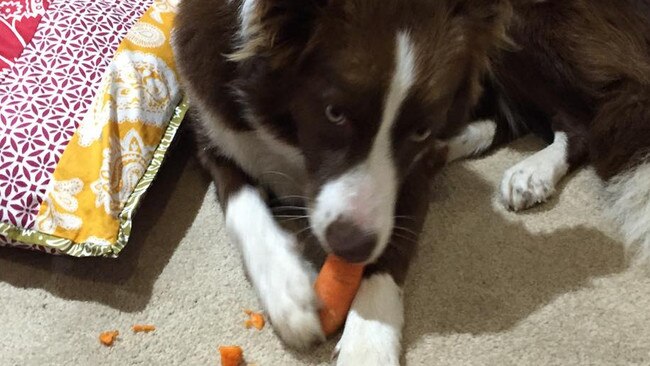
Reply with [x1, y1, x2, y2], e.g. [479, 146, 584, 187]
[172, 0, 650, 364]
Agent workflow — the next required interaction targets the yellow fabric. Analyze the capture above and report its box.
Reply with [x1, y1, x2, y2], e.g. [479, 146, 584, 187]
[35, 0, 181, 247]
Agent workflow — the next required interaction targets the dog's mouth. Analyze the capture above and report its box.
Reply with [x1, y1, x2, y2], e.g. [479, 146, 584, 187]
[318, 216, 380, 264]
[306, 170, 396, 264]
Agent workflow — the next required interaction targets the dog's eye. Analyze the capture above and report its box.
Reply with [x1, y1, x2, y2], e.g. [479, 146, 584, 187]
[325, 105, 347, 125]
[410, 127, 432, 142]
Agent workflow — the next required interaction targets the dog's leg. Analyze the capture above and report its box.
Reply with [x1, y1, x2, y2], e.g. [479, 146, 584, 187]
[333, 273, 403, 366]
[590, 83, 650, 260]
[500, 112, 588, 211]
[334, 159, 433, 366]
[445, 119, 498, 162]
[445, 111, 523, 163]
[196, 146, 324, 349]
[445, 78, 524, 163]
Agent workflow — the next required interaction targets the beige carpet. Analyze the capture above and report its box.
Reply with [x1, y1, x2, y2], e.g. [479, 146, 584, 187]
[2, 132, 650, 366]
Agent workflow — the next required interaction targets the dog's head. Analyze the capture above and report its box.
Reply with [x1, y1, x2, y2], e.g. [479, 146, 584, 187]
[233, 0, 510, 263]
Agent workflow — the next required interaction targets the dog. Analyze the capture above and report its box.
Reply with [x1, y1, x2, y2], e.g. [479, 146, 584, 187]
[172, 0, 650, 364]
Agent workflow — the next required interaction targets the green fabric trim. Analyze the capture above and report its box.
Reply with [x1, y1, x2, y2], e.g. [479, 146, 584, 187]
[0, 98, 189, 258]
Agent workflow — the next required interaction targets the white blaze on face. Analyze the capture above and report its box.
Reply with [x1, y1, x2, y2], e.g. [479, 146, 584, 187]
[311, 31, 417, 263]
[239, 0, 257, 38]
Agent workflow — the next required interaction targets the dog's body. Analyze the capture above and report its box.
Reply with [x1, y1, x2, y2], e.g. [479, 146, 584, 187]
[173, 0, 650, 364]
[477, 1, 650, 261]
[484, 0, 650, 213]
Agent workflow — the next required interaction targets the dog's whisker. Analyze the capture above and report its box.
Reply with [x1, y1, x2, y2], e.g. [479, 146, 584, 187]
[271, 195, 313, 203]
[278, 217, 311, 223]
[275, 216, 307, 222]
[294, 223, 315, 238]
[392, 225, 419, 238]
[393, 215, 415, 221]
[391, 232, 420, 245]
[271, 205, 308, 211]
[392, 233, 418, 244]
[260, 170, 302, 189]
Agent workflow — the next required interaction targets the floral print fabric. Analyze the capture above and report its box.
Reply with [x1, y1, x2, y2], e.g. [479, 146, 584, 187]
[0, 0, 49, 69]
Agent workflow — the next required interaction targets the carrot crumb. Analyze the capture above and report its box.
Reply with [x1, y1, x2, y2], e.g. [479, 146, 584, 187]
[243, 310, 265, 330]
[219, 345, 244, 366]
[99, 330, 119, 346]
[132, 324, 156, 333]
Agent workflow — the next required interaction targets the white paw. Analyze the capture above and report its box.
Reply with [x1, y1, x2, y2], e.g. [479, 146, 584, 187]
[226, 187, 324, 349]
[334, 339, 400, 366]
[500, 157, 565, 211]
[500, 159, 558, 211]
[500, 132, 570, 211]
[257, 238, 324, 349]
[445, 119, 496, 163]
[333, 274, 403, 366]
[263, 258, 324, 349]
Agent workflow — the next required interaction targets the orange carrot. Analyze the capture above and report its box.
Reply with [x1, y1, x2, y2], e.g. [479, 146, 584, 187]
[314, 255, 364, 336]
[99, 330, 119, 346]
[132, 324, 156, 333]
[219, 345, 244, 366]
[243, 310, 265, 330]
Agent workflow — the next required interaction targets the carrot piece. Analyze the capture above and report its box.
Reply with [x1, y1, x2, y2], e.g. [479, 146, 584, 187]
[314, 255, 364, 336]
[99, 330, 119, 346]
[132, 324, 156, 333]
[243, 310, 265, 330]
[249, 312, 265, 330]
[219, 345, 244, 366]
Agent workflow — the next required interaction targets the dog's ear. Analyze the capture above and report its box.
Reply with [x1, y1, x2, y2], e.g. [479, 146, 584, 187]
[450, 0, 512, 44]
[229, 0, 331, 67]
[442, 0, 512, 130]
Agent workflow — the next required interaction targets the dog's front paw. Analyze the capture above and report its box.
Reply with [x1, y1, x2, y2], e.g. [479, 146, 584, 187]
[259, 245, 324, 349]
[445, 119, 497, 163]
[500, 148, 572, 211]
[500, 134, 570, 211]
[500, 161, 556, 211]
[333, 274, 403, 366]
[334, 336, 400, 366]
[226, 187, 324, 349]
[267, 287, 324, 349]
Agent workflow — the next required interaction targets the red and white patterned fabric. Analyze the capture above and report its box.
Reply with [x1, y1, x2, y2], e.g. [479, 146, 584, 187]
[0, 0, 49, 69]
[0, 0, 153, 230]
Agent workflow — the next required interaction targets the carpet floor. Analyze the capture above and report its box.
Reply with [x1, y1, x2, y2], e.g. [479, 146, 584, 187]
[2, 132, 649, 366]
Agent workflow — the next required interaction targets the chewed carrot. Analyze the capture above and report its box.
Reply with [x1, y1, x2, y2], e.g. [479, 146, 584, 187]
[132, 324, 156, 333]
[219, 345, 244, 366]
[314, 255, 364, 336]
[99, 330, 119, 346]
[243, 310, 265, 330]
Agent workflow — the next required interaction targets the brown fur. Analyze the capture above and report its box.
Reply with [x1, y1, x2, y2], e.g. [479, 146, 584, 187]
[488, 0, 650, 177]
[173, 0, 511, 189]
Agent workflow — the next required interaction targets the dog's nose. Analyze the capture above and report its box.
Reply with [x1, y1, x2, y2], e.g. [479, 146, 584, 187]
[325, 219, 377, 263]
